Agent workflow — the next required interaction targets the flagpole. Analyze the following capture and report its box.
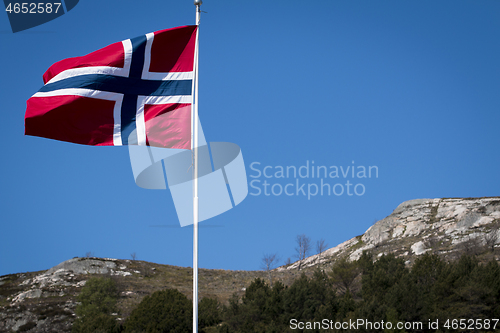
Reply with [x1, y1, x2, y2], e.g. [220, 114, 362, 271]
[193, 1, 202, 333]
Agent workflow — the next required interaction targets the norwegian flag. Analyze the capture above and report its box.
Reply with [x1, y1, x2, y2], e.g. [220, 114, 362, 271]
[25, 25, 197, 149]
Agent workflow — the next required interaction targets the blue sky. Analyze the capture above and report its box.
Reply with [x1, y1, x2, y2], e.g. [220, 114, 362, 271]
[1, 0, 499, 276]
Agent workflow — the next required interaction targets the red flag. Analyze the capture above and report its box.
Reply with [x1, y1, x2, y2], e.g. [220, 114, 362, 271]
[25, 25, 197, 149]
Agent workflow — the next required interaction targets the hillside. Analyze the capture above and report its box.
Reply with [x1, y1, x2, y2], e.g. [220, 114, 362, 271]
[282, 197, 500, 271]
[0, 258, 302, 332]
[1, 196, 499, 332]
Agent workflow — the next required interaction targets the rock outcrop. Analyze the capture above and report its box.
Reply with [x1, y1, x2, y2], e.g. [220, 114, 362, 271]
[282, 197, 500, 270]
[0, 257, 136, 333]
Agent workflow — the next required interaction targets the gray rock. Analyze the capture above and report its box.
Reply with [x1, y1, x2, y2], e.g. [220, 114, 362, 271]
[283, 196, 500, 270]
[46, 258, 117, 275]
[392, 198, 435, 215]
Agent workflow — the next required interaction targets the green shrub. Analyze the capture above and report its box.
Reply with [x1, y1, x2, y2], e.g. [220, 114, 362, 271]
[124, 289, 192, 333]
[72, 277, 121, 333]
[199, 297, 222, 332]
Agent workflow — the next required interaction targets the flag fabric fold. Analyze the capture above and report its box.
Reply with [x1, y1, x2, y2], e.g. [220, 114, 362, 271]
[25, 25, 198, 149]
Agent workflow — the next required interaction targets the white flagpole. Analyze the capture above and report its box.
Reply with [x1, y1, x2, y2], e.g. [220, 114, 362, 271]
[193, 1, 202, 332]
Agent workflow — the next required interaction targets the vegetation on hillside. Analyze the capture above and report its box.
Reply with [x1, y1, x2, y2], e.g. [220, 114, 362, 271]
[71, 277, 121, 333]
[124, 289, 192, 333]
[71, 253, 500, 332]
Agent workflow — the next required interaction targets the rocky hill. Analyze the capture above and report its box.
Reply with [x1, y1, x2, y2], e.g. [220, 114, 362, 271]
[0, 257, 301, 332]
[1, 196, 499, 332]
[282, 197, 500, 271]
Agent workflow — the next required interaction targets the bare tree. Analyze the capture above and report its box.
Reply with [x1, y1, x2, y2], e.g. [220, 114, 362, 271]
[284, 257, 292, 266]
[484, 231, 498, 253]
[131, 252, 137, 260]
[424, 237, 440, 254]
[316, 238, 329, 263]
[295, 234, 311, 270]
[85, 251, 93, 258]
[261, 253, 279, 286]
[458, 233, 482, 256]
